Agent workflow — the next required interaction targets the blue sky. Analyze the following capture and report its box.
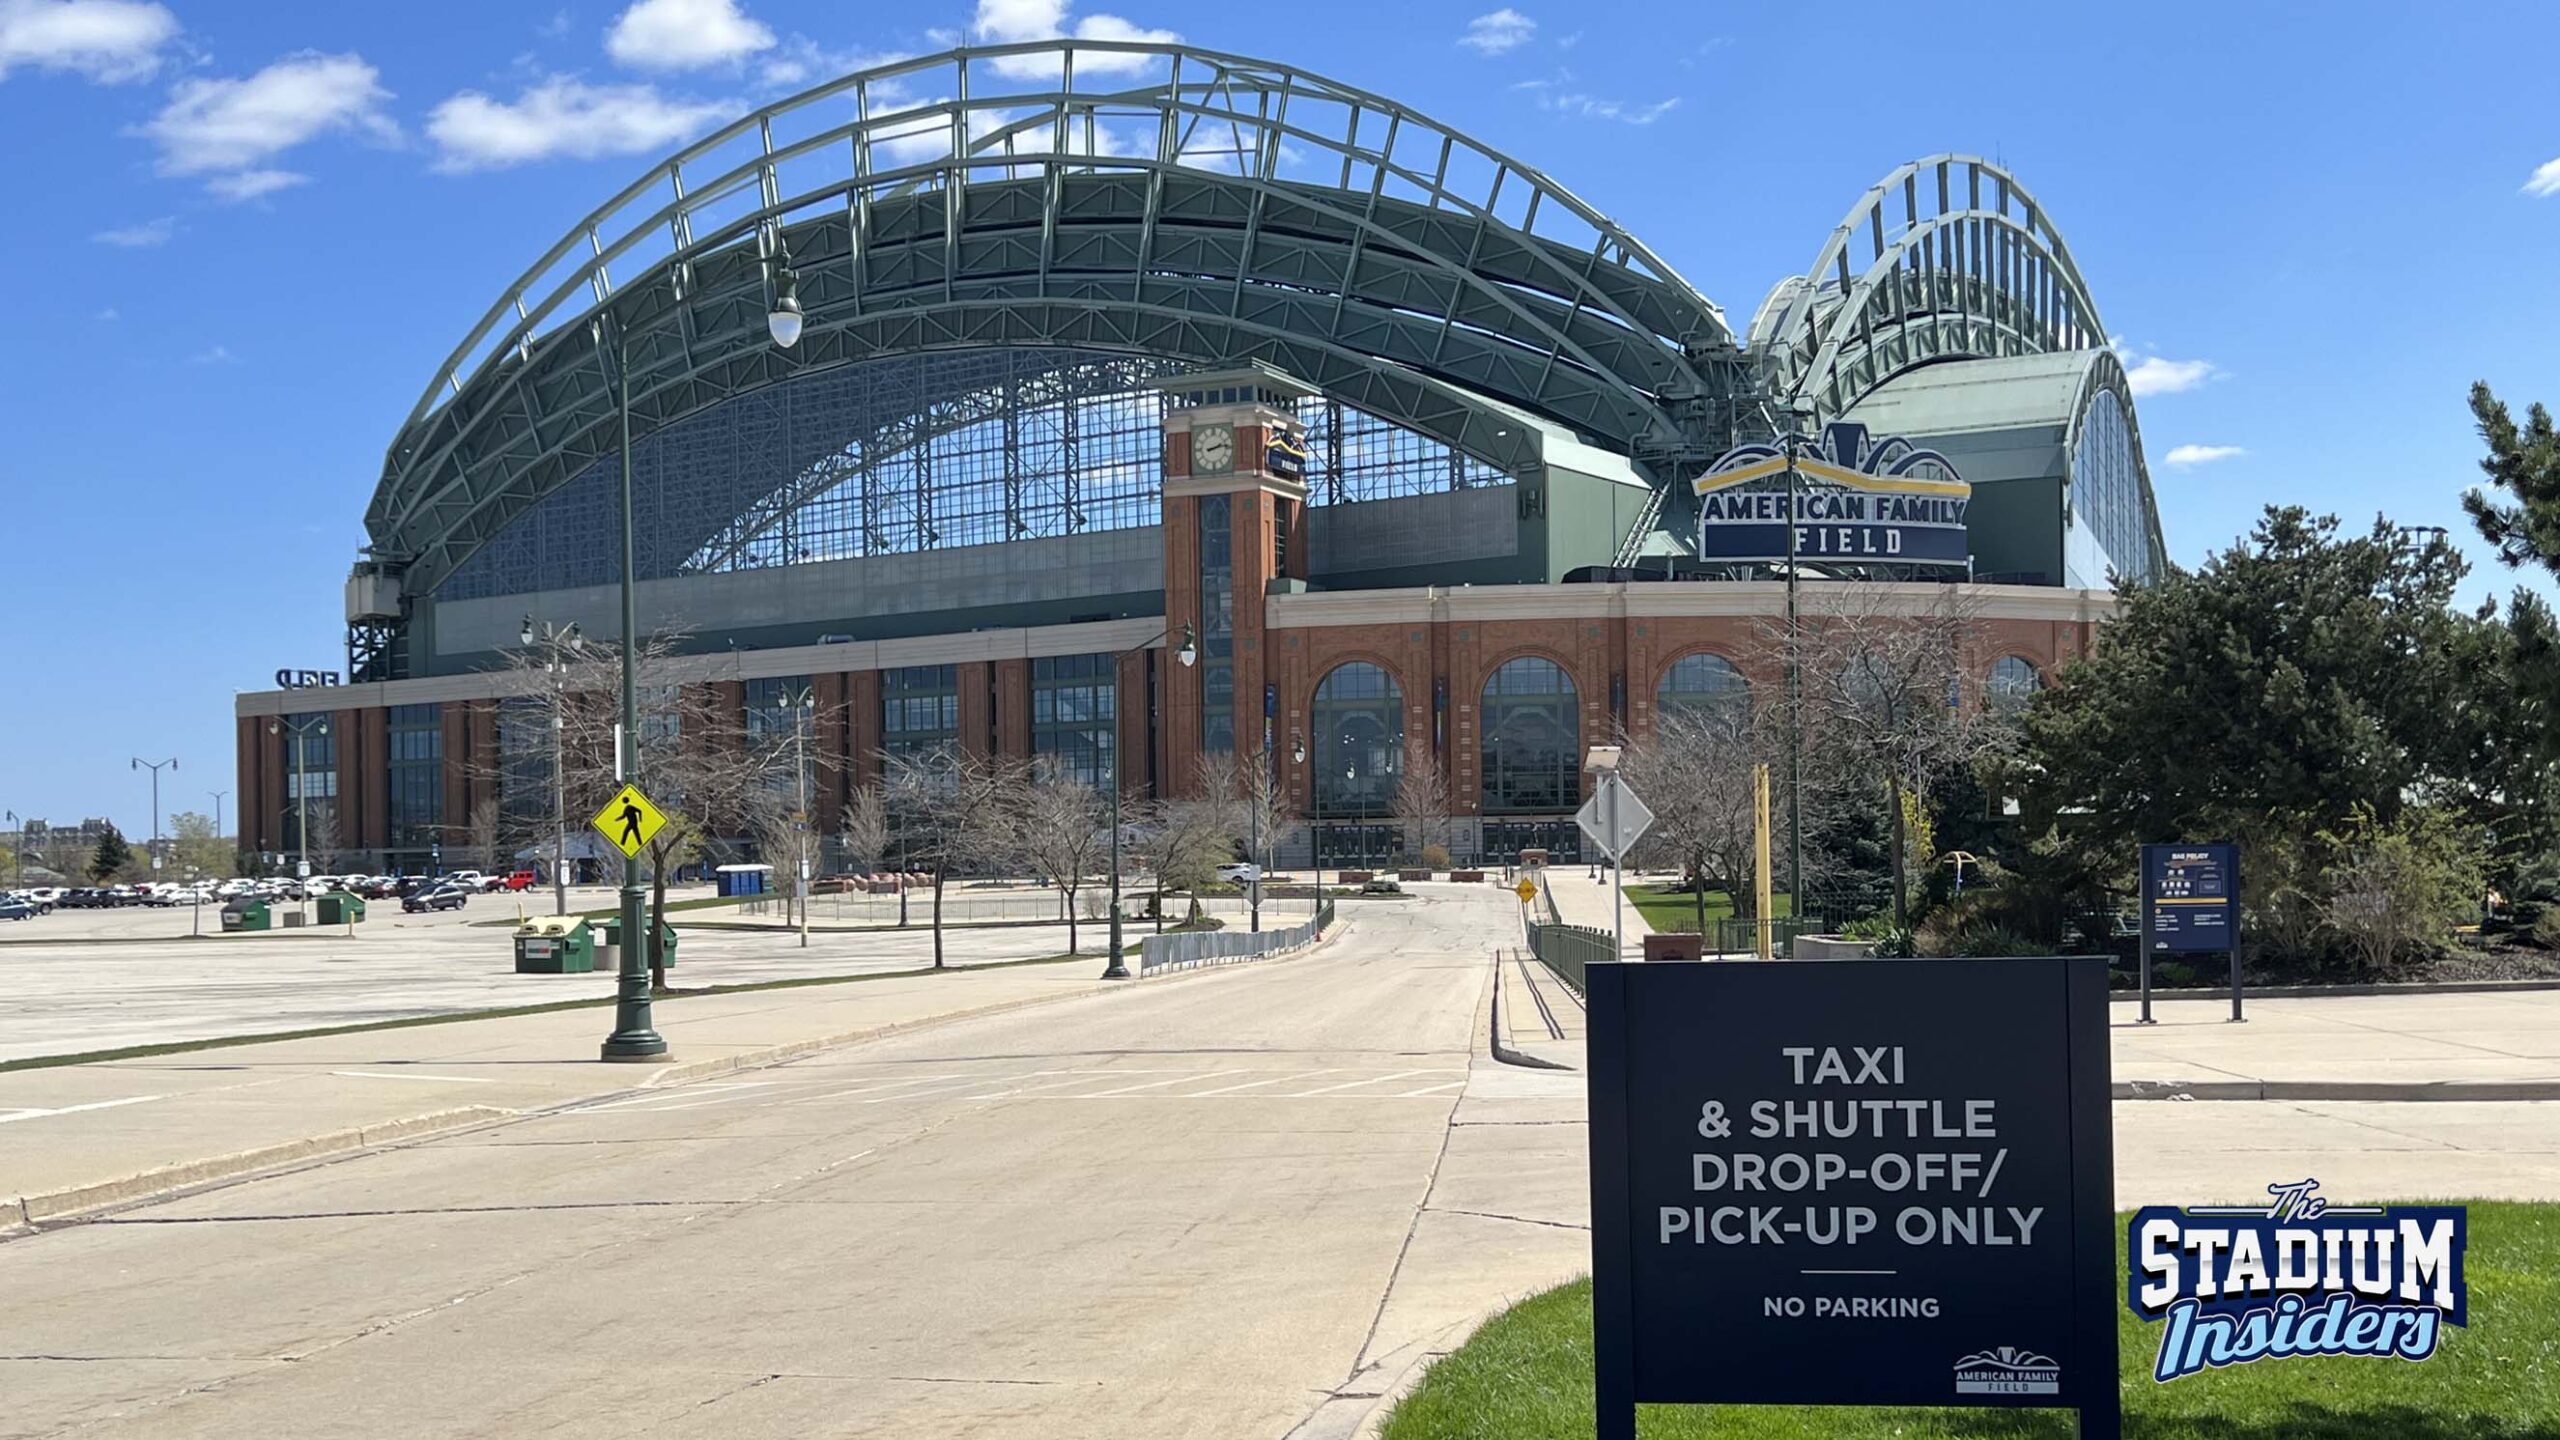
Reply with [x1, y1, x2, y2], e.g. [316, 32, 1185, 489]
[2, 0, 2556, 838]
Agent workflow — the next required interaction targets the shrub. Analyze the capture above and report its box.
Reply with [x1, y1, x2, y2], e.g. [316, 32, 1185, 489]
[1868, 925, 1917, 959]
[2531, 909, 2560, 951]
[2319, 806, 2486, 977]
[1420, 843, 1452, 869]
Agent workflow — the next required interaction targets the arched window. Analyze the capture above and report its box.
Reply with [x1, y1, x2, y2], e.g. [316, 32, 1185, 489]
[1481, 657, 1579, 814]
[1313, 663, 1403, 816]
[1989, 656, 2043, 714]
[1657, 653, 1750, 718]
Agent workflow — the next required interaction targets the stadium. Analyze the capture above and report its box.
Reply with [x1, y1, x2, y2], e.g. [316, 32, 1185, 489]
[234, 40, 2162, 873]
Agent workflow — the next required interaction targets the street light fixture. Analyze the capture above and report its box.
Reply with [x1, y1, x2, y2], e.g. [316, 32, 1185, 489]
[1291, 737, 1309, 913]
[1103, 622, 1197, 979]
[522, 617, 582, 916]
[767, 241, 804, 349]
[268, 719, 327, 914]
[132, 756, 177, 872]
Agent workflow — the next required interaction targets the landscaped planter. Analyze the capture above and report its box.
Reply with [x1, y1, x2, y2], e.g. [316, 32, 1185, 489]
[1397, 869, 1433, 882]
[1450, 869, 1485, 883]
[1794, 934, 1879, 959]
[1641, 933, 1705, 962]
[1338, 869, 1374, 884]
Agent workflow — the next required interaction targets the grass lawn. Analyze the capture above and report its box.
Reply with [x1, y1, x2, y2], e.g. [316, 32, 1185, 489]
[1380, 1203, 2560, 1439]
[1620, 884, 1794, 935]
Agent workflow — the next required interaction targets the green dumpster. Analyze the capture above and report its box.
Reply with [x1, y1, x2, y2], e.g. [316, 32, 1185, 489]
[221, 898, 272, 932]
[315, 891, 368, 925]
[596, 917, 677, 971]
[514, 917, 594, 974]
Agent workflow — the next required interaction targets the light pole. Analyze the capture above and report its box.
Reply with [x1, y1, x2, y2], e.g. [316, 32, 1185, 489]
[268, 719, 326, 916]
[132, 756, 177, 872]
[790, 686, 815, 949]
[1291, 737, 1308, 917]
[209, 790, 228, 855]
[598, 236, 801, 1061]
[521, 616, 582, 916]
[1761, 395, 1815, 928]
[1104, 622, 1198, 978]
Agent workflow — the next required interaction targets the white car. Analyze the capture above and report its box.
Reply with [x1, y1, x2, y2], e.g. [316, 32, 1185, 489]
[445, 870, 488, 891]
[1216, 863, 1262, 885]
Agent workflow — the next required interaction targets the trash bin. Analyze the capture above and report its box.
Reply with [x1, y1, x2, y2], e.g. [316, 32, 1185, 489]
[221, 898, 271, 932]
[513, 917, 594, 974]
[595, 917, 677, 971]
[316, 891, 368, 925]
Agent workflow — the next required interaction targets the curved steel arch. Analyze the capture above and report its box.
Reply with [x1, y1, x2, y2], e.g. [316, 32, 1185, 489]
[1751, 155, 2107, 419]
[368, 41, 1733, 600]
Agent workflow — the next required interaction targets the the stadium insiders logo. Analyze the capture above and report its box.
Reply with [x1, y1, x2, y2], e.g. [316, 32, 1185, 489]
[1951, 1346, 2060, 1396]
[2128, 1179, 2467, 1382]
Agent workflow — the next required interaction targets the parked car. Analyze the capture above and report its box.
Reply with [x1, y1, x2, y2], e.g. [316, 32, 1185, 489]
[28, 887, 65, 908]
[1215, 862, 1262, 884]
[402, 884, 470, 913]
[0, 896, 36, 921]
[445, 870, 489, 891]
[501, 870, 537, 891]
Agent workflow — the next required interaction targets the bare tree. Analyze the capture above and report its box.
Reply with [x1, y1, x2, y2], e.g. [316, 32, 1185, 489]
[883, 745, 1027, 968]
[1016, 760, 1109, 952]
[1763, 588, 2012, 925]
[1141, 790, 1240, 926]
[461, 796, 502, 873]
[1619, 703, 1772, 930]
[1391, 743, 1453, 864]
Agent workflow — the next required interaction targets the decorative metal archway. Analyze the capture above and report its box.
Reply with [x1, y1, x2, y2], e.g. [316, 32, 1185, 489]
[364, 41, 1736, 601]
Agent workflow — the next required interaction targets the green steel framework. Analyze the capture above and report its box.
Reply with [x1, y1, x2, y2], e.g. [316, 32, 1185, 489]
[359, 43, 2162, 621]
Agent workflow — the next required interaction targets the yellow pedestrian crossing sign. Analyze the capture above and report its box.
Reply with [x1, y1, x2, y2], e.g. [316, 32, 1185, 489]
[1515, 877, 1539, 903]
[591, 783, 668, 859]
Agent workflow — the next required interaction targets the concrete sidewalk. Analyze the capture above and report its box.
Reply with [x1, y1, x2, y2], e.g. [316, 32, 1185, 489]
[1535, 866, 1654, 959]
[1485, 966, 2560, 1101]
[0, 956, 1135, 1227]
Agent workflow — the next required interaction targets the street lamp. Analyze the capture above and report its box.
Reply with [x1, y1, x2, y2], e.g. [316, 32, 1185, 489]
[1291, 737, 1309, 916]
[209, 790, 228, 855]
[268, 719, 327, 914]
[1759, 394, 1817, 929]
[1104, 622, 1198, 979]
[788, 686, 816, 949]
[132, 756, 177, 872]
[522, 617, 582, 917]
[767, 241, 804, 349]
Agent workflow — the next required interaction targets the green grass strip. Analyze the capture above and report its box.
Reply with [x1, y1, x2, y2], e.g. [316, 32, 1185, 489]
[1381, 1203, 2560, 1438]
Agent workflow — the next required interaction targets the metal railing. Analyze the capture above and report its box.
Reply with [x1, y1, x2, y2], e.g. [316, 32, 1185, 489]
[1712, 915, 1826, 958]
[1524, 922, 1610, 995]
[1139, 899, 1334, 974]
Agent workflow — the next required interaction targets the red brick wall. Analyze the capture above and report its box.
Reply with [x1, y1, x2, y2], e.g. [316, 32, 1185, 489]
[957, 662, 994, 760]
[995, 659, 1032, 760]
[848, 670, 883, 789]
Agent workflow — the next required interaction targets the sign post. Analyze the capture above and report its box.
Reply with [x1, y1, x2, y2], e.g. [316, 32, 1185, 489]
[1575, 773, 1654, 961]
[1587, 957, 2119, 1439]
[2138, 843, 2242, 1024]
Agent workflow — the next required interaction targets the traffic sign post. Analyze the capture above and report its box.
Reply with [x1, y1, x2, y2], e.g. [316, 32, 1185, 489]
[1576, 774, 1655, 963]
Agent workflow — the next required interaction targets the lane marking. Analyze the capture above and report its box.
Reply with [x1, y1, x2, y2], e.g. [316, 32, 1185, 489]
[0, 1094, 167, 1125]
[330, 1070, 500, 1084]
[1285, 1069, 1442, 1097]
[1083, 1070, 1247, 1097]
[771, 1075, 967, 1105]
[1396, 1082, 1466, 1097]
[585, 1082, 778, 1113]
[1187, 1069, 1338, 1096]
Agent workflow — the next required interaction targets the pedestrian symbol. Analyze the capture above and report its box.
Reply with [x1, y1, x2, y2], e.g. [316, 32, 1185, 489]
[589, 783, 668, 859]
[1515, 876, 1539, 903]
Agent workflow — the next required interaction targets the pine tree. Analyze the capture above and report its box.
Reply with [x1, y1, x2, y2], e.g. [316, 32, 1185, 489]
[89, 826, 133, 882]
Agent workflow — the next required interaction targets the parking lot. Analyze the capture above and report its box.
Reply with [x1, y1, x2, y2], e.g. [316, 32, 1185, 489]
[0, 882, 1262, 1063]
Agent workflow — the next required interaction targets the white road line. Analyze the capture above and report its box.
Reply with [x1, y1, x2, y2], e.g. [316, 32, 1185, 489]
[1084, 1070, 1241, 1097]
[0, 1094, 166, 1125]
[1396, 1082, 1466, 1097]
[586, 1082, 777, 1113]
[1284, 1070, 1442, 1097]
[329, 1070, 500, 1084]
[771, 1075, 966, 1105]
[1186, 1070, 1337, 1096]
[950, 1073, 1114, 1101]
[863, 1076, 1029, 1104]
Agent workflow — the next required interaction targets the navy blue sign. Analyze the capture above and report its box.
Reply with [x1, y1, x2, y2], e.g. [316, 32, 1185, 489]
[1265, 429, 1307, 484]
[1691, 423, 1972, 569]
[1586, 958, 2119, 1439]
[2142, 844, 2238, 954]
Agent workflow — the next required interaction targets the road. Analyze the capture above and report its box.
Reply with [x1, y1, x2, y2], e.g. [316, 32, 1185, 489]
[0, 886, 1590, 1439]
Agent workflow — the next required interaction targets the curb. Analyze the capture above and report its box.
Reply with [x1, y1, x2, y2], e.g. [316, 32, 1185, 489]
[11, 1105, 515, 1227]
[2116, 976, 2560, 1000]
[2113, 1078, 2560, 1102]
[1488, 954, 1574, 1072]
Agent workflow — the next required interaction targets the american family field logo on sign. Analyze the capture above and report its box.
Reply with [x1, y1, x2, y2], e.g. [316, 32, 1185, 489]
[2128, 1180, 2467, 1382]
[1690, 421, 1972, 568]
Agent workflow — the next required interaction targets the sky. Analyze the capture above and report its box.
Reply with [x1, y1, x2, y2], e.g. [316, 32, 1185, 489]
[2, 0, 2556, 839]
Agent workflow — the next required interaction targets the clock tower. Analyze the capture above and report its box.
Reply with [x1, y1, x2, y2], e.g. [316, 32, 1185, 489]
[1154, 366, 1315, 792]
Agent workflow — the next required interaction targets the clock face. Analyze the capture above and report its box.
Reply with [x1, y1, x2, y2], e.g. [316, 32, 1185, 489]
[1193, 422, 1235, 474]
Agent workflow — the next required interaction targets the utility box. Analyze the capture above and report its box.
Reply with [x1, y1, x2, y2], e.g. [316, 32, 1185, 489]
[514, 917, 594, 973]
[221, 898, 272, 932]
[595, 916, 678, 972]
[316, 891, 368, 925]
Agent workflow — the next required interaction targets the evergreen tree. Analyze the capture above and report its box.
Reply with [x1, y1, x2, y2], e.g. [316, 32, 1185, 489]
[2465, 382, 2560, 571]
[89, 826, 133, 882]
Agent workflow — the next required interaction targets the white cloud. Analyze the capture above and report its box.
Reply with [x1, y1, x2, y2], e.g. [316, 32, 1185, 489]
[1513, 76, 1676, 125]
[606, 0, 773, 71]
[2121, 353, 2217, 397]
[205, 167, 307, 201]
[0, 0, 177, 83]
[142, 51, 396, 198]
[2524, 157, 2560, 198]
[427, 75, 731, 171]
[91, 214, 174, 247]
[94, 306, 117, 321]
[2163, 444, 2244, 468]
[972, 0, 1177, 78]
[1459, 8, 1536, 56]
[924, 25, 960, 46]
[189, 343, 238, 365]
